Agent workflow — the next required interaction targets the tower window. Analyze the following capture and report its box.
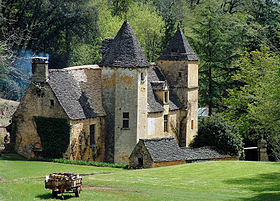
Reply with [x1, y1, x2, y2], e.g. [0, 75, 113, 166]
[164, 115, 168, 132]
[50, 99, 54, 108]
[191, 120, 194, 129]
[141, 73, 145, 81]
[90, 124, 95, 145]
[123, 112, 129, 128]
[164, 91, 169, 104]
[178, 72, 182, 79]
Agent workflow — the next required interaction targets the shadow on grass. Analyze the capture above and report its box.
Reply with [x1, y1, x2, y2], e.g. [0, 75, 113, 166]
[36, 193, 74, 200]
[0, 153, 27, 161]
[225, 172, 280, 200]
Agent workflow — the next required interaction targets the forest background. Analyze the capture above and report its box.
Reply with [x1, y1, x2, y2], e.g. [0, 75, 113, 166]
[1, 0, 280, 159]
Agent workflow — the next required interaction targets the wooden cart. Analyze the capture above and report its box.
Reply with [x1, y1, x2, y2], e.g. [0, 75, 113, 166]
[45, 173, 82, 199]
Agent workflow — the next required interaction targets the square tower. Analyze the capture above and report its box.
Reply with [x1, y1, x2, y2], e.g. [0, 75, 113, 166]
[157, 25, 199, 146]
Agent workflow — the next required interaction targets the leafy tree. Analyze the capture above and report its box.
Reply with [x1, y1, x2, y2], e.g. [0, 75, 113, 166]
[223, 46, 280, 159]
[94, 0, 164, 62]
[111, 0, 133, 19]
[191, 0, 241, 115]
[1, 0, 99, 68]
[190, 115, 243, 156]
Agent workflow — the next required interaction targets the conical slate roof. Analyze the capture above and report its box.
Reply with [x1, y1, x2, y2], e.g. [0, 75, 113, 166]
[100, 21, 149, 67]
[158, 25, 199, 61]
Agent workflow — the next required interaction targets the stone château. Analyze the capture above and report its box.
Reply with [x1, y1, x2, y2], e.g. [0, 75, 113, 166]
[9, 21, 200, 165]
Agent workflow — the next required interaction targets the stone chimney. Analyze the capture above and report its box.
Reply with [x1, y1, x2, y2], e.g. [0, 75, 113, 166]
[31, 57, 48, 82]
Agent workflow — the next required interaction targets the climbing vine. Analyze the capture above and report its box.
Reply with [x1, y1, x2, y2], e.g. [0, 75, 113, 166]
[33, 116, 71, 158]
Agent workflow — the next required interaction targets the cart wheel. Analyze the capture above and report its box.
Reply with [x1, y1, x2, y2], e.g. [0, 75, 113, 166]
[52, 190, 57, 198]
[75, 187, 81, 197]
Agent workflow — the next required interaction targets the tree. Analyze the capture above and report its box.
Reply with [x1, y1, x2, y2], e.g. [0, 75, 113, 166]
[223, 46, 280, 159]
[111, 0, 133, 19]
[1, 0, 99, 68]
[190, 115, 243, 156]
[191, 0, 241, 115]
[94, 0, 164, 62]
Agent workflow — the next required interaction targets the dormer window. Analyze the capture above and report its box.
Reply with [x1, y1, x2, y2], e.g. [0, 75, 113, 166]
[50, 99, 54, 108]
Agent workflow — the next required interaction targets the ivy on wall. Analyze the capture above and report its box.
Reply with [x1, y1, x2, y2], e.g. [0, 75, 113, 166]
[33, 116, 71, 158]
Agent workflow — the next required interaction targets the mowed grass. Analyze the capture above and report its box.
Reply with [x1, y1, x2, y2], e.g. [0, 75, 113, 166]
[1, 154, 280, 201]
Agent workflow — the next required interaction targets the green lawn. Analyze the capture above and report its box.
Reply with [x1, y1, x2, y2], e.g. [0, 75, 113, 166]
[1, 154, 280, 200]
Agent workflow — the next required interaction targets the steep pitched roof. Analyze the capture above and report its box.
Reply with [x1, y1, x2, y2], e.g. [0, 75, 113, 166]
[100, 21, 149, 67]
[48, 66, 105, 120]
[158, 25, 199, 61]
[147, 67, 181, 113]
[141, 138, 228, 162]
[99, 37, 114, 56]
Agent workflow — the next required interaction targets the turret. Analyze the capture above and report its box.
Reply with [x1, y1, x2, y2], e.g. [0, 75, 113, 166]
[100, 21, 149, 164]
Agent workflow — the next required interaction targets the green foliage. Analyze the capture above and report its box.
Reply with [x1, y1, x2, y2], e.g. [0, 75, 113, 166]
[33, 116, 71, 158]
[111, 0, 133, 19]
[94, 0, 164, 62]
[191, 115, 243, 155]
[1, 0, 99, 68]
[223, 46, 280, 159]
[190, 0, 242, 114]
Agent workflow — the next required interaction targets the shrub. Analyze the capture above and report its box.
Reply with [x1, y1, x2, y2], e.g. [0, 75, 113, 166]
[190, 115, 243, 156]
[29, 158, 128, 168]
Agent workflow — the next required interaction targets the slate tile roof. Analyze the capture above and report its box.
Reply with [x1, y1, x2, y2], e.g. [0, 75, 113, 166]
[147, 67, 181, 113]
[143, 138, 187, 162]
[99, 37, 114, 56]
[48, 66, 105, 120]
[158, 24, 199, 61]
[142, 138, 227, 162]
[100, 21, 149, 67]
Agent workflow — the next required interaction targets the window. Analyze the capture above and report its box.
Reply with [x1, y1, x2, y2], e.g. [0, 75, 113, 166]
[178, 72, 182, 79]
[191, 120, 194, 130]
[164, 115, 168, 132]
[164, 91, 169, 103]
[89, 124, 95, 145]
[123, 112, 129, 128]
[141, 73, 145, 81]
[50, 99, 54, 108]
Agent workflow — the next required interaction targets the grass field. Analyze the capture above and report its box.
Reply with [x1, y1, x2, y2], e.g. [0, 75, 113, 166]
[1, 154, 280, 201]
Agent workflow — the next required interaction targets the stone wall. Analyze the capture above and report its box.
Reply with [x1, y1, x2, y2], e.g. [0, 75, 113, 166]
[129, 140, 153, 168]
[147, 110, 179, 140]
[114, 67, 148, 164]
[153, 160, 186, 168]
[11, 82, 68, 158]
[69, 117, 105, 162]
[101, 67, 116, 162]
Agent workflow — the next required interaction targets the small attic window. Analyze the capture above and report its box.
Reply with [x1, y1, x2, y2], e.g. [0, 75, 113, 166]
[50, 99, 54, 108]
